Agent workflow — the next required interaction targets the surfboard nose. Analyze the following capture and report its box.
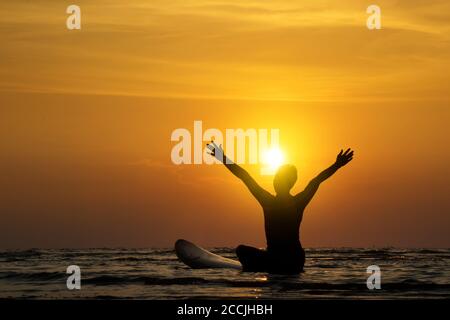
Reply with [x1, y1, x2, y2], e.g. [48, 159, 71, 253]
[174, 239, 188, 250]
[174, 239, 242, 270]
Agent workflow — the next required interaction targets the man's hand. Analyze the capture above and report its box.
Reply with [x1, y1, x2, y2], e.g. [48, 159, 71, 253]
[335, 148, 354, 167]
[206, 141, 225, 162]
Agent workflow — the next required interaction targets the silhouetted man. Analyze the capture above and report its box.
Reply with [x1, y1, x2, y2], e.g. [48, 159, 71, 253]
[207, 142, 354, 274]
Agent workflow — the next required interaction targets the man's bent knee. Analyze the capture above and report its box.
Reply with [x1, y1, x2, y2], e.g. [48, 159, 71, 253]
[236, 245, 247, 257]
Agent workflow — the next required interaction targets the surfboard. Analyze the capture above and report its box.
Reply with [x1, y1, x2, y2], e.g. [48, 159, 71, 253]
[175, 239, 242, 270]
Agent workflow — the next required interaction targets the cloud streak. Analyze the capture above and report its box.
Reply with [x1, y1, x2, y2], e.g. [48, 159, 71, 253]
[0, 0, 449, 101]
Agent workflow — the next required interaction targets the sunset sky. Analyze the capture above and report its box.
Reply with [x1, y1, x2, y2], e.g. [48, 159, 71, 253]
[0, 0, 449, 248]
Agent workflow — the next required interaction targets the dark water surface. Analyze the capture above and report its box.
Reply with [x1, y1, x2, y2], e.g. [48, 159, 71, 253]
[0, 248, 449, 299]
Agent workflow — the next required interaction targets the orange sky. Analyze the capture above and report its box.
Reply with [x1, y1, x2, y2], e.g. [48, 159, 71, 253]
[0, 1, 449, 248]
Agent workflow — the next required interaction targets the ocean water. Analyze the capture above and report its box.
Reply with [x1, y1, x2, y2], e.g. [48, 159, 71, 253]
[0, 248, 449, 299]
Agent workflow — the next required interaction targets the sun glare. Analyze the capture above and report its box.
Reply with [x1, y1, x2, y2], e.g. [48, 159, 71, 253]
[261, 147, 285, 175]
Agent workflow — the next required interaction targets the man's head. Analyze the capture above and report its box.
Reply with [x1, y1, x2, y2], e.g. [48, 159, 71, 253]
[273, 164, 297, 195]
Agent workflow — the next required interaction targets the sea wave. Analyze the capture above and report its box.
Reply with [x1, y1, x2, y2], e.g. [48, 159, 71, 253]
[0, 271, 64, 281]
[78, 275, 450, 292]
[1, 248, 449, 299]
[0, 249, 42, 260]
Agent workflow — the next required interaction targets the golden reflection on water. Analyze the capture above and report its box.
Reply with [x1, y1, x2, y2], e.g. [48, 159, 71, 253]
[255, 276, 268, 282]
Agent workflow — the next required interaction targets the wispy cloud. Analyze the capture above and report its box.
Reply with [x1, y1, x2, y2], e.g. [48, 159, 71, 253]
[0, 0, 449, 101]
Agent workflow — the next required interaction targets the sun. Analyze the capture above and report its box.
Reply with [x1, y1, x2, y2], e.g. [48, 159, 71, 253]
[261, 147, 285, 175]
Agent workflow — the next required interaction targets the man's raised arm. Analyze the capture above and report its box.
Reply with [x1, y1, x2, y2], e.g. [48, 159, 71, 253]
[207, 141, 272, 205]
[296, 148, 354, 205]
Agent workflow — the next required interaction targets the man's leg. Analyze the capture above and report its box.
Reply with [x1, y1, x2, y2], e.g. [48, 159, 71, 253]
[236, 245, 268, 272]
